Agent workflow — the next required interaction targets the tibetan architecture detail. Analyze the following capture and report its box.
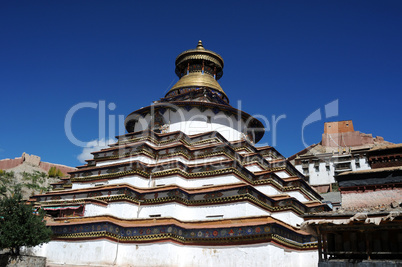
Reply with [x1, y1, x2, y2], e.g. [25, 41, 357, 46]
[32, 41, 329, 267]
[290, 120, 392, 193]
[302, 143, 402, 266]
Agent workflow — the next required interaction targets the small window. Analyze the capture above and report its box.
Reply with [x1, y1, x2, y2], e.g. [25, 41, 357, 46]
[354, 155, 360, 167]
[355, 160, 360, 168]
[149, 214, 161, 218]
[206, 215, 223, 218]
[207, 116, 211, 123]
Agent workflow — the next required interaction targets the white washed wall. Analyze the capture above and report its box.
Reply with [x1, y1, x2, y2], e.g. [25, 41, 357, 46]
[271, 211, 304, 227]
[72, 174, 242, 190]
[245, 164, 264, 172]
[96, 155, 228, 167]
[133, 109, 252, 142]
[286, 191, 311, 202]
[84, 201, 274, 220]
[295, 158, 371, 186]
[275, 171, 291, 178]
[33, 239, 318, 267]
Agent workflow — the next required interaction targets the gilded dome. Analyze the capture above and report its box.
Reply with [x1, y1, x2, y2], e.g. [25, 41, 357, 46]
[166, 41, 227, 101]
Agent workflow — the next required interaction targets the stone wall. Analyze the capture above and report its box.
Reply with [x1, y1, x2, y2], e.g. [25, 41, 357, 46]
[0, 157, 23, 170]
[0, 152, 76, 199]
[341, 188, 402, 208]
[0, 152, 76, 176]
[0, 255, 46, 267]
[22, 152, 41, 166]
[38, 161, 76, 176]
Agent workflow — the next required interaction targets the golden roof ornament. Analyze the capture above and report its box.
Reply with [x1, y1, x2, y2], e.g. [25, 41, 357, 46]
[196, 40, 205, 50]
[166, 40, 227, 101]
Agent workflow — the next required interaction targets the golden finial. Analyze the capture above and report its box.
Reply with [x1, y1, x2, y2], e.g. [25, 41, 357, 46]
[196, 40, 205, 50]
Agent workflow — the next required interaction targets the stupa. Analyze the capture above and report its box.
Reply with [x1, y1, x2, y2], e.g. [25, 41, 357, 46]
[32, 41, 329, 266]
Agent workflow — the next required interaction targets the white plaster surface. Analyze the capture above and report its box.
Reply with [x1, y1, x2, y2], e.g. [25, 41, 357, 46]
[133, 109, 252, 143]
[271, 210, 304, 227]
[96, 155, 227, 167]
[254, 185, 311, 202]
[84, 201, 274, 220]
[72, 174, 242, 190]
[275, 171, 291, 178]
[295, 159, 371, 186]
[245, 164, 264, 172]
[253, 184, 282, 196]
[34, 240, 318, 267]
[286, 190, 311, 202]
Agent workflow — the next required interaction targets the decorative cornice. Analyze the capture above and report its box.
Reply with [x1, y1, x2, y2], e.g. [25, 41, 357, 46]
[67, 155, 319, 200]
[49, 216, 317, 250]
[35, 184, 328, 215]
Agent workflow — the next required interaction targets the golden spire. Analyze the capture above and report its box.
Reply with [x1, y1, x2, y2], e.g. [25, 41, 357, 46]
[196, 40, 205, 50]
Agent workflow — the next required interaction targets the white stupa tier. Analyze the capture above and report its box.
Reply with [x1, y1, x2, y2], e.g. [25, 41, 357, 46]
[32, 41, 329, 267]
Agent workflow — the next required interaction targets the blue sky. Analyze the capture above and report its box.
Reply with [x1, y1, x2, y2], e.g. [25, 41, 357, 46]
[1, 1, 401, 167]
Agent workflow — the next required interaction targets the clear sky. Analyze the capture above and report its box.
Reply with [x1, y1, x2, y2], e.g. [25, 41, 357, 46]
[1, 1, 401, 167]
